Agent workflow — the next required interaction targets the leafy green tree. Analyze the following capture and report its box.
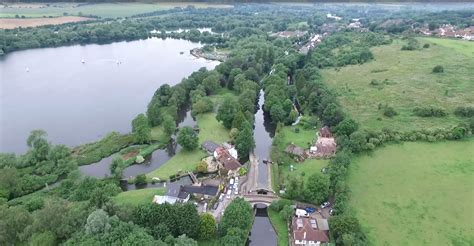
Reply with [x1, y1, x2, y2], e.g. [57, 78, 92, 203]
[177, 127, 199, 151]
[322, 103, 344, 126]
[0, 205, 32, 244]
[29, 231, 56, 245]
[285, 174, 303, 200]
[304, 173, 330, 205]
[432, 65, 444, 73]
[132, 114, 151, 144]
[85, 209, 111, 235]
[232, 111, 247, 130]
[220, 227, 246, 246]
[192, 97, 213, 116]
[334, 118, 359, 136]
[199, 213, 217, 240]
[162, 114, 177, 139]
[270, 103, 287, 123]
[216, 96, 236, 129]
[279, 205, 294, 222]
[329, 215, 366, 245]
[27, 129, 50, 163]
[219, 198, 253, 237]
[202, 71, 221, 95]
[235, 121, 255, 160]
[175, 234, 198, 246]
[135, 174, 147, 185]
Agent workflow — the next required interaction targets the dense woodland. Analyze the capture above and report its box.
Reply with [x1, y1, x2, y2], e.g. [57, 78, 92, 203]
[1, 3, 473, 246]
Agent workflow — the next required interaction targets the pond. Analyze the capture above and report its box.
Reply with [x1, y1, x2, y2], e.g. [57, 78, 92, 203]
[0, 38, 219, 154]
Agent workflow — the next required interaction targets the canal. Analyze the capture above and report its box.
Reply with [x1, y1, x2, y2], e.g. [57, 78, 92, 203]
[0, 38, 219, 154]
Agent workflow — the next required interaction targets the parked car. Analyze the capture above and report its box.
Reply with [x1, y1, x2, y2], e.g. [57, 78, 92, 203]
[213, 202, 219, 210]
[235, 176, 239, 182]
[234, 189, 238, 195]
[305, 207, 316, 214]
[229, 178, 234, 185]
[329, 209, 334, 215]
[295, 209, 309, 217]
[321, 202, 330, 209]
[226, 189, 232, 199]
[203, 203, 207, 212]
[219, 194, 224, 202]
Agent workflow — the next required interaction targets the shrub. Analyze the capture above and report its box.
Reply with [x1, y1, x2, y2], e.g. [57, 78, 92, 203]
[423, 43, 430, 48]
[432, 65, 444, 73]
[413, 106, 447, 117]
[454, 106, 474, 118]
[383, 106, 398, 117]
[135, 174, 147, 185]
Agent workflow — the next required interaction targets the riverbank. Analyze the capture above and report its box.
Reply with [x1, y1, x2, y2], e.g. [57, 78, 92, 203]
[190, 47, 228, 62]
[268, 209, 290, 246]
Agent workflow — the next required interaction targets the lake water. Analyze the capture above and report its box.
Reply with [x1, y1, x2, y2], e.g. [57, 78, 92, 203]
[0, 38, 219, 154]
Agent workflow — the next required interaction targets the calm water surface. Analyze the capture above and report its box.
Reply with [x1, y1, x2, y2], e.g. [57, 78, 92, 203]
[0, 38, 218, 153]
[248, 204, 278, 246]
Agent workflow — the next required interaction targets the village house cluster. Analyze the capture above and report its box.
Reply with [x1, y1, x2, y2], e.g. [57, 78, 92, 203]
[290, 205, 332, 246]
[285, 126, 337, 162]
[418, 24, 474, 41]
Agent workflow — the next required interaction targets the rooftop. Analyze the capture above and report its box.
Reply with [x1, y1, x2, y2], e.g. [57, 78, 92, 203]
[292, 217, 330, 243]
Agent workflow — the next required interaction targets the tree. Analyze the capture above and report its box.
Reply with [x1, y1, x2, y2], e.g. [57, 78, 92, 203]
[220, 227, 246, 246]
[279, 205, 294, 222]
[174, 234, 198, 246]
[270, 103, 287, 123]
[26, 129, 50, 163]
[304, 173, 330, 205]
[334, 118, 359, 136]
[219, 198, 253, 237]
[0, 205, 32, 244]
[162, 114, 176, 139]
[202, 71, 221, 95]
[232, 111, 246, 130]
[177, 127, 199, 151]
[216, 96, 236, 129]
[329, 215, 365, 245]
[199, 213, 217, 240]
[196, 161, 207, 173]
[132, 114, 151, 144]
[85, 209, 111, 235]
[135, 174, 147, 185]
[322, 103, 344, 126]
[192, 97, 213, 116]
[29, 231, 56, 245]
[235, 121, 255, 160]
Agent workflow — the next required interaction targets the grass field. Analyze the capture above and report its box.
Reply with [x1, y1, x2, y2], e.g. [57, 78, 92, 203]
[322, 38, 474, 132]
[112, 187, 166, 206]
[347, 139, 474, 245]
[0, 16, 93, 29]
[0, 2, 232, 19]
[146, 112, 230, 180]
[268, 209, 290, 246]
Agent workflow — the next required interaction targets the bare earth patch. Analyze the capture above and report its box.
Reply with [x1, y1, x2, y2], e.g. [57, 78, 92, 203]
[0, 16, 93, 29]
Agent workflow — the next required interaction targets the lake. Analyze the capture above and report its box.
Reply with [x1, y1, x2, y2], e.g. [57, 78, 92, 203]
[0, 38, 219, 154]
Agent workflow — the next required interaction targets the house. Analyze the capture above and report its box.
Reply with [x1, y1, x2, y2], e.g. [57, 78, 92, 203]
[319, 126, 332, 138]
[285, 144, 307, 162]
[215, 147, 241, 172]
[153, 182, 189, 205]
[201, 140, 220, 154]
[291, 217, 330, 245]
[182, 184, 219, 199]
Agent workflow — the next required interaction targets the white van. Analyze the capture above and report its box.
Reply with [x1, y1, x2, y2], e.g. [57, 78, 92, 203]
[295, 209, 309, 217]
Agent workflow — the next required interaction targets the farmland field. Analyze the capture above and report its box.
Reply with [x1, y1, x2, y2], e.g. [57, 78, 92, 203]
[0, 2, 232, 19]
[347, 139, 474, 245]
[0, 16, 93, 29]
[322, 38, 474, 132]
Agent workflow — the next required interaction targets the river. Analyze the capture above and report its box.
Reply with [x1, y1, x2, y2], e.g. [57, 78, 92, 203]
[0, 38, 219, 154]
[252, 90, 276, 189]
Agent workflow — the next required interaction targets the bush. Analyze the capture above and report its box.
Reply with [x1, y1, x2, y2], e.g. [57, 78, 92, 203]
[432, 65, 444, 73]
[454, 106, 474, 118]
[423, 43, 430, 48]
[383, 106, 398, 118]
[413, 106, 447, 117]
[135, 174, 147, 185]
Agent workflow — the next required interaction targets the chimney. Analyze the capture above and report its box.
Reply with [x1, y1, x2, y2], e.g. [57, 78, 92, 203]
[304, 232, 306, 240]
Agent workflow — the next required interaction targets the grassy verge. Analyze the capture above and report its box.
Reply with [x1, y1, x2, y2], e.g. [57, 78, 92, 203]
[321, 38, 474, 132]
[347, 138, 474, 245]
[146, 112, 230, 180]
[112, 187, 166, 206]
[268, 209, 290, 246]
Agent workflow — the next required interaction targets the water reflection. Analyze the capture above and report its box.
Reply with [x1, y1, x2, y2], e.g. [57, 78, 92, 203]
[248, 204, 278, 246]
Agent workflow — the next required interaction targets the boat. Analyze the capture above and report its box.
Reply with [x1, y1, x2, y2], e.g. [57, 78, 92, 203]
[81, 59, 85, 64]
[25, 67, 29, 72]
[180, 51, 184, 55]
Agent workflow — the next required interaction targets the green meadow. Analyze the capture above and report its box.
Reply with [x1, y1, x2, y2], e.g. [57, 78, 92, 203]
[347, 139, 474, 245]
[112, 187, 166, 206]
[321, 38, 474, 132]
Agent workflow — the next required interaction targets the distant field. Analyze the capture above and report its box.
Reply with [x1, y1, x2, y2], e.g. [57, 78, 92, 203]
[322, 38, 474, 132]
[0, 16, 93, 29]
[347, 139, 474, 245]
[0, 2, 232, 19]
